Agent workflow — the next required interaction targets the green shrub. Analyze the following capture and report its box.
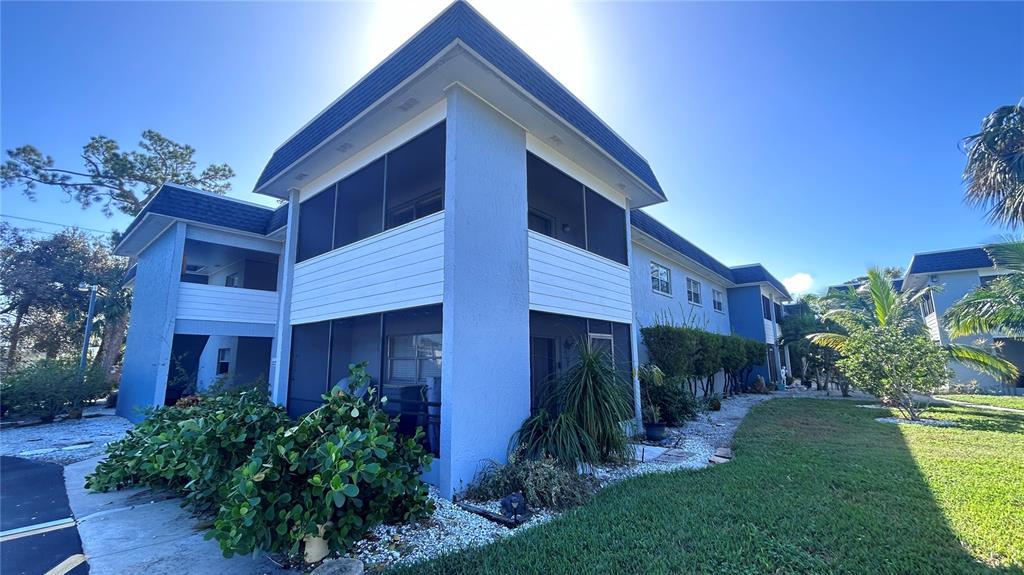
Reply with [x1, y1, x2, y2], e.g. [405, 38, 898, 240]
[2, 359, 109, 421]
[86, 390, 290, 511]
[640, 325, 697, 378]
[649, 375, 699, 425]
[209, 362, 433, 560]
[465, 450, 597, 511]
[513, 344, 633, 467]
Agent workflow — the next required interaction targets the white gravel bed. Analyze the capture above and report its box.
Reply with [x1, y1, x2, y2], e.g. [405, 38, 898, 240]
[875, 416, 958, 427]
[347, 487, 555, 570]
[349, 393, 773, 571]
[0, 414, 131, 465]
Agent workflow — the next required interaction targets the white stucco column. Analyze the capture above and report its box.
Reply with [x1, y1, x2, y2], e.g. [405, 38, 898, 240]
[625, 208, 643, 432]
[440, 84, 531, 498]
[269, 189, 299, 406]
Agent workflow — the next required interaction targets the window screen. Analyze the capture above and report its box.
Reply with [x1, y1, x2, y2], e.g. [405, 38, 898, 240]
[651, 262, 671, 294]
[386, 123, 445, 230]
[584, 188, 627, 265]
[527, 153, 585, 250]
[687, 278, 702, 305]
[334, 158, 384, 249]
[296, 186, 336, 263]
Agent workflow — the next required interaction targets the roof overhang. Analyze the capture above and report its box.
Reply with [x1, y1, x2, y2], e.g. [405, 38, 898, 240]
[254, 42, 666, 209]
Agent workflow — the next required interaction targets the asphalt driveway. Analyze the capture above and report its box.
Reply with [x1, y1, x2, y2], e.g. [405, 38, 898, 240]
[1, 456, 88, 575]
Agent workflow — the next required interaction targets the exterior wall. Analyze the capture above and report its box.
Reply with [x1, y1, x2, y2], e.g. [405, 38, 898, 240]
[269, 191, 299, 405]
[118, 223, 186, 421]
[197, 335, 236, 390]
[527, 232, 631, 324]
[630, 242, 731, 337]
[931, 270, 1004, 391]
[440, 86, 531, 498]
[289, 212, 444, 325]
[176, 283, 279, 324]
[726, 285, 771, 384]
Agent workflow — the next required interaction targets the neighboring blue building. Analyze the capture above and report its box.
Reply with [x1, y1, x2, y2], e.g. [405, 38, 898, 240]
[114, 1, 792, 498]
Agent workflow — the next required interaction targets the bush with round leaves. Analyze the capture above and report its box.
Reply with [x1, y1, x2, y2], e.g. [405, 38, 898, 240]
[208, 362, 434, 560]
[86, 390, 290, 511]
[2, 359, 110, 421]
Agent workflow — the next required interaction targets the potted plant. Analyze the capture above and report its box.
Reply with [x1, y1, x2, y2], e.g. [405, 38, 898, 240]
[643, 404, 667, 442]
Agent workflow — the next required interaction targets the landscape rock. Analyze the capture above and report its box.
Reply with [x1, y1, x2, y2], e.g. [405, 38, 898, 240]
[313, 558, 364, 575]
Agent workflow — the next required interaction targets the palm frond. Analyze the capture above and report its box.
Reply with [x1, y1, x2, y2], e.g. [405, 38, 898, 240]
[946, 343, 1021, 383]
[944, 273, 1024, 337]
[865, 268, 899, 327]
[962, 104, 1024, 229]
[985, 240, 1024, 272]
[807, 332, 848, 353]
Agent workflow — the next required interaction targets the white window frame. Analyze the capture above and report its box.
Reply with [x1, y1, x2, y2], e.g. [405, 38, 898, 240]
[712, 289, 724, 313]
[216, 348, 231, 375]
[686, 277, 702, 305]
[650, 262, 672, 295]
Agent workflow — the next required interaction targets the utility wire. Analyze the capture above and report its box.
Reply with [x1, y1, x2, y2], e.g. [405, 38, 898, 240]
[0, 214, 114, 235]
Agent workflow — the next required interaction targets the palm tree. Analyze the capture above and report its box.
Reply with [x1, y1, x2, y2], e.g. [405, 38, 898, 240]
[808, 268, 1018, 383]
[962, 104, 1024, 229]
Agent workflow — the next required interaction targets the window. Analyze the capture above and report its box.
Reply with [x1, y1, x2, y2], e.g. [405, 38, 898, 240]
[527, 153, 627, 265]
[651, 262, 671, 295]
[296, 123, 445, 263]
[224, 273, 239, 288]
[774, 302, 783, 323]
[712, 289, 724, 312]
[687, 278, 702, 305]
[762, 295, 773, 320]
[216, 348, 231, 375]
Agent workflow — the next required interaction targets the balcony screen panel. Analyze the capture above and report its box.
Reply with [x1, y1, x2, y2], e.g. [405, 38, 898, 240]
[584, 188, 627, 265]
[381, 305, 443, 456]
[385, 122, 446, 230]
[297, 186, 336, 263]
[288, 321, 331, 417]
[527, 153, 585, 250]
[334, 158, 385, 249]
[328, 313, 382, 393]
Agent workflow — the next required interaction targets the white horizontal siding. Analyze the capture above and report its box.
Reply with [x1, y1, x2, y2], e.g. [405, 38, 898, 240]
[528, 231, 632, 323]
[176, 283, 278, 325]
[290, 212, 444, 324]
[764, 318, 777, 343]
[925, 312, 941, 342]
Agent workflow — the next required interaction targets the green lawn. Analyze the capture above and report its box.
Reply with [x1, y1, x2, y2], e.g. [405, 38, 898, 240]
[391, 399, 1024, 575]
[937, 394, 1024, 411]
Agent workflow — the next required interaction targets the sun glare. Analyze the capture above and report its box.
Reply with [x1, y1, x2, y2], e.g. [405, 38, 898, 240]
[359, 0, 592, 99]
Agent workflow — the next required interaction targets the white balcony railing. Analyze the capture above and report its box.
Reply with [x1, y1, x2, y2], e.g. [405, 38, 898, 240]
[176, 283, 279, 325]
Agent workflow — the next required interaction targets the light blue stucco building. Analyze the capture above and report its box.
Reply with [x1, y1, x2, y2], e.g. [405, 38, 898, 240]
[114, 1, 793, 498]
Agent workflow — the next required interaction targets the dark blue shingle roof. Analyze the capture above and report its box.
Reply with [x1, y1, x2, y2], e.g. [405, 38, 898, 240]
[630, 209, 734, 282]
[907, 247, 994, 275]
[124, 184, 286, 238]
[255, 2, 662, 197]
[729, 265, 792, 300]
[268, 204, 289, 232]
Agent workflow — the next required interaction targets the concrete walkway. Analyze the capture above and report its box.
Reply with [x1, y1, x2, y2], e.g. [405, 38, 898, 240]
[63, 456, 293, 575]
[929, 396, 1024, 415]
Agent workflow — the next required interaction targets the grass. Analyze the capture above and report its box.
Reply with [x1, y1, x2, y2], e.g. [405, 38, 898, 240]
[936, 394, 1024, 410]
[391, 399, 1024, 575]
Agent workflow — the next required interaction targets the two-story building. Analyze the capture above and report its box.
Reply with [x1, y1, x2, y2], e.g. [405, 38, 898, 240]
[114, 1, 791, 498]
[902, 245, 1024, 393]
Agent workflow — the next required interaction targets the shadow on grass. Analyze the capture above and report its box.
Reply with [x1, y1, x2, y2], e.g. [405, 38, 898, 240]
[389, 398, 1023, 575]
[924, 404, 1024, 434]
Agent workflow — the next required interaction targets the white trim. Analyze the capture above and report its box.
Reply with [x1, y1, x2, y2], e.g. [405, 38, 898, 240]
[650, 260, 672, 296]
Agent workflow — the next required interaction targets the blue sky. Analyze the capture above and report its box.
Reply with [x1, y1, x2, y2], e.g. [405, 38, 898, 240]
[2, 1, 1021, 295]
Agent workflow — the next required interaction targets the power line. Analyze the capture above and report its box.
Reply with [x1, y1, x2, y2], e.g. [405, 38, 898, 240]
[0, 214, 114, 235]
